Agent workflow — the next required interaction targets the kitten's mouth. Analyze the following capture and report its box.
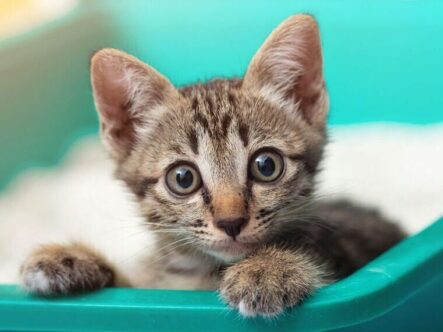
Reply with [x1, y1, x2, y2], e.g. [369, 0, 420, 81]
[205, 238, 258, 261]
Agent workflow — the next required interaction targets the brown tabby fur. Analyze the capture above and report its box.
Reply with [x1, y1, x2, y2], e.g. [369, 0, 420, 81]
[20, 14, 404, 317]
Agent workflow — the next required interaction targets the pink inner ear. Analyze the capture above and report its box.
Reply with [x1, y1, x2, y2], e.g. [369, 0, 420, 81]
[92, 57, 131, 120]
[291, 19, 324, 123]
[101, 98, 140, 154]
[91, 50, 145, 159]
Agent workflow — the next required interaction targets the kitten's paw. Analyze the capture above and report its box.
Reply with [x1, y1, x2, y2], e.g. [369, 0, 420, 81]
[20, 243, 114, 296]
[220, 247, 324, 318]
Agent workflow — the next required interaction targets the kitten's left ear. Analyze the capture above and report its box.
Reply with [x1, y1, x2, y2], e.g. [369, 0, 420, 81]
[243, 14, 327, 128]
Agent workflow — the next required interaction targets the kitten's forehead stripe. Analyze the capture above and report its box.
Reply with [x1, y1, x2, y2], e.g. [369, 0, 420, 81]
[193, 111, 209, 130]
[227, 91, 237, 107]
[180, 79, 253, 153]
[238, 122, 249, 147]
[170, 144, 184, 154]
[205, 94, 214, 114]
[187, 129, 199, 155]
[191, 96, 199, 110]
[221, 114, 232, 137]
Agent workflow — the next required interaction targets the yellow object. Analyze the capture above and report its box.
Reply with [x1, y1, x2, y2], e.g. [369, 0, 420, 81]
[0, 0, 77, 39]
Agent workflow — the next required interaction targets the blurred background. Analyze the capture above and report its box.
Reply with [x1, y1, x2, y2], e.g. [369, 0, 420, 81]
[0, 0, 442, 283]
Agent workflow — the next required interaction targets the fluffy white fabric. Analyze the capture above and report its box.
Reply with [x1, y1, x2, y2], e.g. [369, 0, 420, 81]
[1, 123, 442, 284]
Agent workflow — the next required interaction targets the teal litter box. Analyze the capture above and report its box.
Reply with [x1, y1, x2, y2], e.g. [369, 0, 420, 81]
[1, 0, 443, 331]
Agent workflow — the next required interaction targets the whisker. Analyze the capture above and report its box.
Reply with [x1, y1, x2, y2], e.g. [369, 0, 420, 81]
[115, 235, 192, 265]
[148, 238, 197, 266]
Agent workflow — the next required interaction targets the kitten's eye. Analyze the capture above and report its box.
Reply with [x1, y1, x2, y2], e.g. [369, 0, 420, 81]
[250, 150, 284, 182]
[166, 164, 202, 196]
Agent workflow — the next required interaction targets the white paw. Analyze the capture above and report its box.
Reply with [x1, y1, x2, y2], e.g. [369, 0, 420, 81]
[238, 299, 259, 318]
[22, 269, 53, 295]
[20, 244, 114, 296]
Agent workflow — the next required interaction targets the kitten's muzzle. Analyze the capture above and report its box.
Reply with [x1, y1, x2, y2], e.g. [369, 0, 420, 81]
[215, 218, 248, 240]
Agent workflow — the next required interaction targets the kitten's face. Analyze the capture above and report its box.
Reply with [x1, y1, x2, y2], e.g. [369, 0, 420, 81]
[91, 15, 328, 262]
[121, 80, 325, 261]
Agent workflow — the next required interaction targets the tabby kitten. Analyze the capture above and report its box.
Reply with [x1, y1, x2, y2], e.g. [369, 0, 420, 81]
[20, 14, 404, 317]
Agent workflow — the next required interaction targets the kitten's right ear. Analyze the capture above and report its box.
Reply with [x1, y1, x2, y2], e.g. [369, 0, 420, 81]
[243, 15, 327, 128]
[90, 49, 179, 161]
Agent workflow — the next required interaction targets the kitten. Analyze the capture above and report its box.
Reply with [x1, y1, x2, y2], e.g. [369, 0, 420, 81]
[20, 14, 404, 317]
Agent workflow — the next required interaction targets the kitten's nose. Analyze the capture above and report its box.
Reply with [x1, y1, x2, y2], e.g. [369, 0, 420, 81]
[215, 218, 247, 239]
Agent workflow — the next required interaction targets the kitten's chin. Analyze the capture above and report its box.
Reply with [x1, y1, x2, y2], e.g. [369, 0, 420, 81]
[205, 241, 256, 264]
